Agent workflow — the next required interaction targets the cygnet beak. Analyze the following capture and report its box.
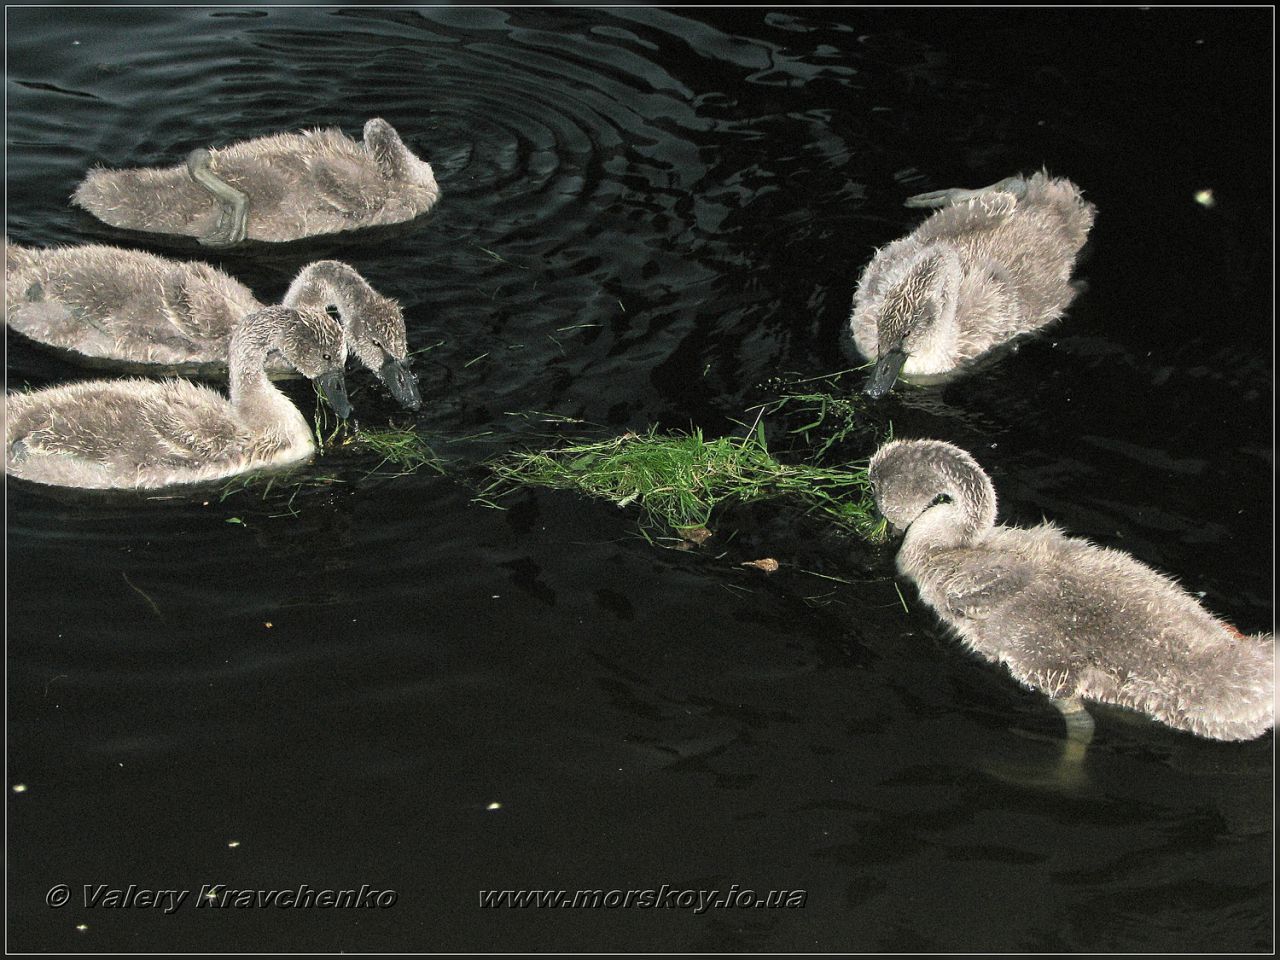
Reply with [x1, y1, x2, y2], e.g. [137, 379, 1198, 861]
[379, 357, 422, 412]
[864, 349, 908, 399]
[315, 369, 352, 419]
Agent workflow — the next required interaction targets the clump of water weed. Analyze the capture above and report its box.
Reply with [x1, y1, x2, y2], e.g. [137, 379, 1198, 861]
[483, 420, 887, 544]
[750, 368, 885, 461]
[307, 386, 448, 477]
[215, 394, 447, 516]
[349, 425, 448, 477]
[312, 386, 348, 448]
[216, 467, 346, 519]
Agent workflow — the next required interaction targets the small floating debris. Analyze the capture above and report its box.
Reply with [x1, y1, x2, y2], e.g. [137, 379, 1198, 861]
[742, 558, 780, 574]
[121, 571, 163, 620]
[678, 526, 714, 549]
[1194, 188, 1216, 209]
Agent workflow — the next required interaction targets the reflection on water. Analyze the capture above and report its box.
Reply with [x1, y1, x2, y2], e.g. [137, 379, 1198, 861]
[6, 6, 1272, 952]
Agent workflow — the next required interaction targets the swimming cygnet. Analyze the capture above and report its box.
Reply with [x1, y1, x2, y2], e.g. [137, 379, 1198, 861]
[72, 118, 440, 246]
[851, 171, 1096, 397]
[868, 438, 1274, 742]
[5, 306, 351, 490]
[5, 242, 421, 410]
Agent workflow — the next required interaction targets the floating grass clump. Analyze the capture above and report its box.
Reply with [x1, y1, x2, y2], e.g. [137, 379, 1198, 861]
[216, 421, 445, 517]
[750, 369, 885, 461]
[756, 389, 872, 461]
[216, 466, 345, 519]
[351, 426, 448, 477]
[485, 422, 886, 543]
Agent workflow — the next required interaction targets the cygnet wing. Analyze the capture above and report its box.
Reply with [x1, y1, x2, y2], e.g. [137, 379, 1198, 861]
[942, 553, 1035, 621]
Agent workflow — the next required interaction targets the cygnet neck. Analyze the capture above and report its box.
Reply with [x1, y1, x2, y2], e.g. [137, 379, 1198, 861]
[228, 310, 292, 430]
[901, 457, 998, 560]
[284, 261, 379, 331]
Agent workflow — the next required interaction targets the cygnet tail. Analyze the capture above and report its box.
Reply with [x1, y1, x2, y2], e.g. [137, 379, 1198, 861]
[1179, 631, 1275, 741]
[1027, 169, 1097, 247]
[4, 236, 34, 273]
[71, 165, 194, 234]
[4, 238, 37, 326]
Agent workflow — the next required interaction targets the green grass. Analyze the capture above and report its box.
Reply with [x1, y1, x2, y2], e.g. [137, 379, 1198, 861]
[311, 390, 347, 448]
[219, 370, 891, 536]
[217, 416, 445, 517]
[483, 420, 887, 543]
[749, 369, 884, 461]
[350, 426, 448, 477]
[216, 465, 345, 519]
[308, 385, 448, 477]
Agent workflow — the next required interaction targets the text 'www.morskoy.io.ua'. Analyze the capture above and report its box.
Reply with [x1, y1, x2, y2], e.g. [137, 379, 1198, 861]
[478, 886, 807, 914]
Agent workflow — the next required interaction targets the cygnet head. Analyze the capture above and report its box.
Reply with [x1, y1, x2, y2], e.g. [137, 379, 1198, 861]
[868, 438, 996, 539]
[864, 248, 961, 399]
[345, 293, 422, 411]
[270, 307, 352, 419]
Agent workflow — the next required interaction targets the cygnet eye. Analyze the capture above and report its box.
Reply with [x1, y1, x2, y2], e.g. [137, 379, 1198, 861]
[322, 352, 333, 362]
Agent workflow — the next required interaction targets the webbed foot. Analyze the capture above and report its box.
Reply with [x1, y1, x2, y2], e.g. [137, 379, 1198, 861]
[905, 175, 1028, 208]
[982, 698, 1096, 793]
[186, 148, 249, 246]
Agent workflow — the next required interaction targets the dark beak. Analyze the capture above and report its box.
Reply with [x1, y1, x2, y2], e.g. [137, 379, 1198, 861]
[863, 349, 908, 399]
[378, 357, 422, 411]
[315, 369, 352, 419]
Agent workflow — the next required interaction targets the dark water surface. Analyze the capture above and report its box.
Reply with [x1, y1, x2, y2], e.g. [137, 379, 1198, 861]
[6, 7, 1273, 952]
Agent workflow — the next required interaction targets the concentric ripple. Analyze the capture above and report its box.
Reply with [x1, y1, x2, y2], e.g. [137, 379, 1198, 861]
[7, 7, 894, 432]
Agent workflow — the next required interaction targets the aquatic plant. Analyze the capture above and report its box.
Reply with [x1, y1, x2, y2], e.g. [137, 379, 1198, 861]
[312, 387, 347, 448]
[749, 369, 887, 461]
[483, 421, 887, 543]
[217, 417, 444, 517]
[350, 425, 448, 477]
[215, 465, 345, 519]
